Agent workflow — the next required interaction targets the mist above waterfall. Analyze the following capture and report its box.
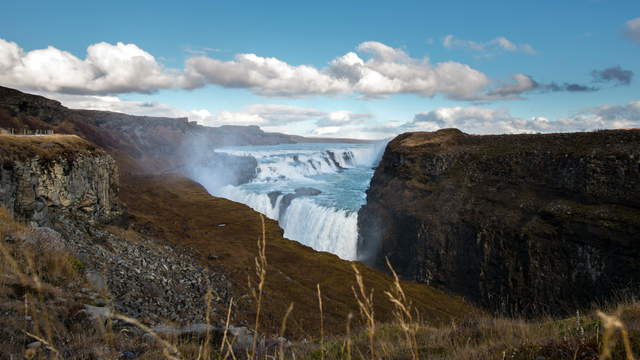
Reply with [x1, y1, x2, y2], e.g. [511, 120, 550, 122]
[181, 133, 260, 191]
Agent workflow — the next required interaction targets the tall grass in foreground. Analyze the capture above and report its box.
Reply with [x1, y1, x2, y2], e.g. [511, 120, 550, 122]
[384, 258, 419, 360]
[317, 283, 325, 360]
[1, 207, 639, 359]
[249, 215, 268, 359]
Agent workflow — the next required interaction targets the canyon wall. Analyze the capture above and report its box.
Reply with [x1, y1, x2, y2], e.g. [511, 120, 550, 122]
[358, 128, 640, 315]
[0, 135, 121, 226]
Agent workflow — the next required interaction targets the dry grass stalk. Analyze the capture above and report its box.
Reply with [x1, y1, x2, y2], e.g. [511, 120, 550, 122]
[351, 264, 376, 360]
[317, 283, 325, 360]
[278, 302, 294, 360]
[24, 330, 60, 358]
[597, 311, 636, 360]
[0, 219, 67, 360]
[197, 288, 214, 360]
[113, 313, 184, 360]
[220, 297, 236, 359]
[250, 214, 268, 359]
[384, 257, 419, 360]
[344, 312, 353, 360]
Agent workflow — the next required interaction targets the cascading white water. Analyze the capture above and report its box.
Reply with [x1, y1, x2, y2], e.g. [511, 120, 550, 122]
[190, 142, 387, 261]
[221, 147, 361, 180]
[280, 198, 358, 259]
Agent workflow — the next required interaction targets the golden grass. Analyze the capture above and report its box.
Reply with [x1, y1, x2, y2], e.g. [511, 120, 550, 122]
[351, 264, 376, 359]
[250, 214, 268, 359]
[289, 301, 639, 360]
[317, 283, 325, 360]
[384, 258, 419, 360]
[0, 133, 100, 162]
[0, 208, 79, 359]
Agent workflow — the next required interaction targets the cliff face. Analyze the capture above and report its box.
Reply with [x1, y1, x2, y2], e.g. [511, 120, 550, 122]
[358, 128, 640, 315]
[0, 135, 121, 226]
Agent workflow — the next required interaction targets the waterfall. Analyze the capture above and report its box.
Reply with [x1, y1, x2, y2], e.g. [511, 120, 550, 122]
[190, 141, 387, 260]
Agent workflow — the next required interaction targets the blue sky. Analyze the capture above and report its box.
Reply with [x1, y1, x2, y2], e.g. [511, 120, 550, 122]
[0, 0, 639, 138]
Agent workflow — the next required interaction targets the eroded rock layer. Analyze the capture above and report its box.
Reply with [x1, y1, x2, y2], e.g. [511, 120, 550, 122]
[0, 135, 121, 225]
[358, 128, 640, 315]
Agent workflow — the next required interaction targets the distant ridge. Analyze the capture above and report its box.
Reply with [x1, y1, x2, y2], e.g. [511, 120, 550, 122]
[0, 86, 370, 173]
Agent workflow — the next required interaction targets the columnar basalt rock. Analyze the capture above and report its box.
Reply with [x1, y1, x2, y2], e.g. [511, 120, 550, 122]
[358, 128, 640, 316]
[0, 136, 121, 226]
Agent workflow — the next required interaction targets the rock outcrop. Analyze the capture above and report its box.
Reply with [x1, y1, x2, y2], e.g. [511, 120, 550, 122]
[358, 128, 640, 315]
[0, 135, 121, 226]
[0, 135, 233, 327]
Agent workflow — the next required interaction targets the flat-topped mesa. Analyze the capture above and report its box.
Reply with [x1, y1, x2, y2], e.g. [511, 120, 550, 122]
[358, 128, 640, 316]
[0, 134, 121, 226]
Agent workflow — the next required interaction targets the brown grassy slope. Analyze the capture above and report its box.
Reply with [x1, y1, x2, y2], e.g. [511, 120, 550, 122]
[119, 173, 479, 339]
[0, 134, 101, 162]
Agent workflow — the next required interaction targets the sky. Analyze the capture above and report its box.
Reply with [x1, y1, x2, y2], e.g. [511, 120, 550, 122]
[0, 0, 639, 139]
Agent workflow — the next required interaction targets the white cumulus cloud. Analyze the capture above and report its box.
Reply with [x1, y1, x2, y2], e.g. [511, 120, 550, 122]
[0, 39, 176, 95]
[327, 41, 491, 100]
[184, 41, 495, 100]
[182, 54, 351, 97]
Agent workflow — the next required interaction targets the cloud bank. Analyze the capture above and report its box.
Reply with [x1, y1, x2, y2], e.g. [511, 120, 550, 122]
[0, 37, 540, 101]
[488, 65, 634, 98]
[8, 37, 629, 103]
[41, 91, 372, 135]
[404, 101, 640, 135]
[39, 90, 640, 139]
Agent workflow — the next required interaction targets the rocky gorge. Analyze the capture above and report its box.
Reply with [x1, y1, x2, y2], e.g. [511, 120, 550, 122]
[358, 128, 640, 316]
[0, 86, 478, 358]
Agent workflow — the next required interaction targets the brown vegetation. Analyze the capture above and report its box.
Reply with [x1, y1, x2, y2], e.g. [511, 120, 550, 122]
[0, 134, 99, 162]
[118, 173, 477, 339]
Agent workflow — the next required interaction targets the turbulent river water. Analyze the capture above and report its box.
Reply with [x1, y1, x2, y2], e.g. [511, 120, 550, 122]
[193, 142, 386, 260]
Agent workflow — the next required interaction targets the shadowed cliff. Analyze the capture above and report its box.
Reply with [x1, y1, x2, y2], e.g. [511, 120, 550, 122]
[358, 128, 640, 316]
